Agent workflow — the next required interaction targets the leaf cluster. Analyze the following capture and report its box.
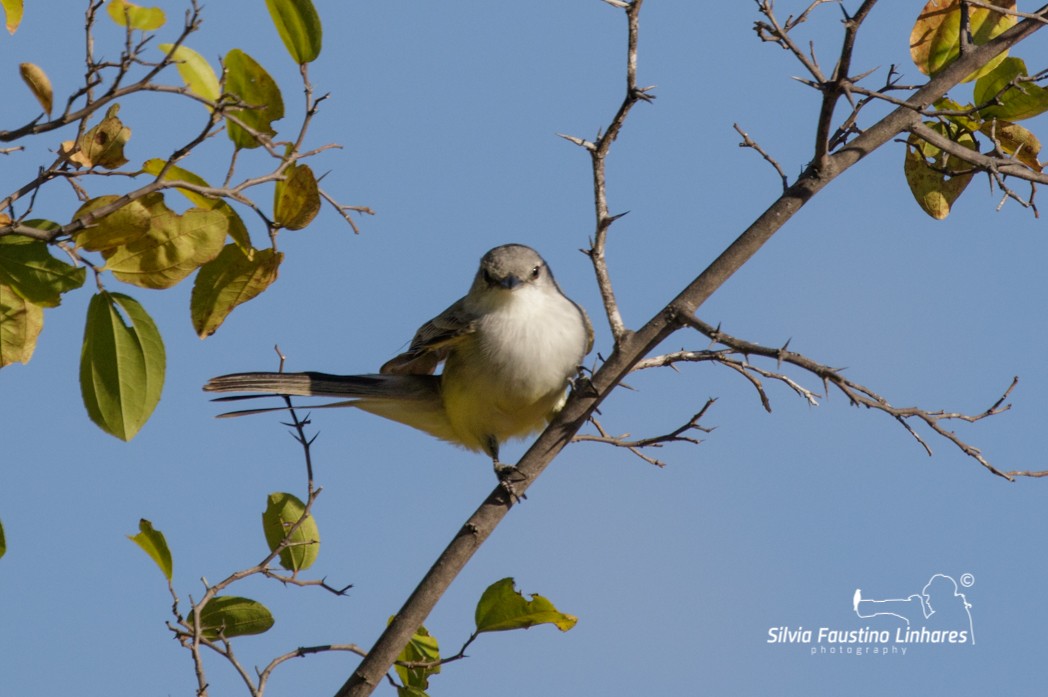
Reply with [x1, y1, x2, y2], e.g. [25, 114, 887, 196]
[906, 0, 1048, 218]
[0, 0, 344, 440]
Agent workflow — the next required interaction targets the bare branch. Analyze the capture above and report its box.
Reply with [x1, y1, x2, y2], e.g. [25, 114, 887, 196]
[752, 0, 829, 84]
[681, 316, 1037, 480]
[574, 401, 715, 467]
[578, 0, 652, 345]
[258, 645, 368, 694]
[319, 187, 374, 235]
[733, 123, 789, 191]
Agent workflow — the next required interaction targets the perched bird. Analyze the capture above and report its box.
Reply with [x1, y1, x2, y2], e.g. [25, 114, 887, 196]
[205, 244, 593, 473]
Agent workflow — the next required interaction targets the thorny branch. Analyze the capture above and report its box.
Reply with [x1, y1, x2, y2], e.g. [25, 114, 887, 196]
[754, 0, 1048, 202]
[0, 0, 368, 252]
[574, 401, 715, 468]
[652, 315, 1036, 481]
[733, 123, 789, 191]
[559, 0, 653, 345]
[341, 3, 1048, 696]
[166, 365, 352, 695]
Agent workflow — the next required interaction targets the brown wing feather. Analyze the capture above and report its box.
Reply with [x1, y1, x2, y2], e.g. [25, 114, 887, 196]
[379, 298, 478, 375]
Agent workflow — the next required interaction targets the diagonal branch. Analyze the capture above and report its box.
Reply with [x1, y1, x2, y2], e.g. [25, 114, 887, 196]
[334, 5, 1048, 696]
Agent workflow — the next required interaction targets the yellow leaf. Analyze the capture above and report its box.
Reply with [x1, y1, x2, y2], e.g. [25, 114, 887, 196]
[18, 62, 51, 115]
[2, 0, 23, 34]
[979, 119, 1042, 172]
[106, 0, 165, 30]
[142, 159, 252, 252]
[273, 162, 320, 230]
[157, 43, 220, 104]
[191, 245, 281, 337]
[101, 196, 227, 289]
[62, 104, 131, 169]
[910, 0, 1016, 82]
[74, 195, 153, 251]
[904, 123, 978, 220]
[0, 281, 43, 367]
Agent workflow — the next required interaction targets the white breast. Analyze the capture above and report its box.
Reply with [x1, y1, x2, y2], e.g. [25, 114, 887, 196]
[441, 284, 589, 450]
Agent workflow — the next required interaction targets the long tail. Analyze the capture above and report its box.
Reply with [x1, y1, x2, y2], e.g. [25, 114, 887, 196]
[203, 372, 452, 441]
[204, 371, 439, 400]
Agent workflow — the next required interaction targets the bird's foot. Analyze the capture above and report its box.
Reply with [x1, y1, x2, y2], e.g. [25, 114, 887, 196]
[494, 462, 528, 502]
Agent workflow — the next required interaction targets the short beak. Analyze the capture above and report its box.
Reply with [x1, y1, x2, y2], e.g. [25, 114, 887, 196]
[497, 274, 522, 290]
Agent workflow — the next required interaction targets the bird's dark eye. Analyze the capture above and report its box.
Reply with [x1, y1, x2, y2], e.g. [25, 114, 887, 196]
[530, 265, 542, 280]
[483, 269, 496, 286]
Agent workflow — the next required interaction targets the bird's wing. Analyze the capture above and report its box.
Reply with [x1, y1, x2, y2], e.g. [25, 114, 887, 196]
[380, 297, 478, 375]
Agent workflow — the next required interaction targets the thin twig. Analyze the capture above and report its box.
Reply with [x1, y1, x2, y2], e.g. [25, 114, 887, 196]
[573, 0, 653, 345]
[574, 402, 715, 467]
[733, 123, 789, 191]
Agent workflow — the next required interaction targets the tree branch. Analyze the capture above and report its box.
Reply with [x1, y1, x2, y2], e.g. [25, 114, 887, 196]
[574, 401, 715, 468]
[561, 0, 653, 344]
[334, 5, 1048, 696]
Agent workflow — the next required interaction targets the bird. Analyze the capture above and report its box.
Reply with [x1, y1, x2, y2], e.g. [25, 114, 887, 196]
[204, 244, 593, 476]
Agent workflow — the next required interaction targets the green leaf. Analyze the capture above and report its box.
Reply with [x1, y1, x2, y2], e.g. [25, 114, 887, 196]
[19, 62, 52, 115]
[933, 97, 982, 132]
[265, 0, 323, 64]
[0, 282, 43, 367]
[61, 103, 131, 169]
[224, 49, 285, 150]
[0, 235, 86, 307]
[273, 162, 320, 230]
[974, 57, 1048, 122]
[190, 596, 275, 639]
[2, 0, 23, 34]
[142, 159, 251, 251]
[396, 688, 430, 697]
[474, 578, 578, 634]
[910, 0, 1016, 82]
[158, 43, 220, 104]
[100, 193, 228, 289]
[128, 518, 173, 581]
[394, 623, 440, 692]
[106, 0, 165, 30]
[191, 245, 281, 338]
[904, 122, 978, 220]
[261, 491, 319, 572]
[80, 292, 165, 441]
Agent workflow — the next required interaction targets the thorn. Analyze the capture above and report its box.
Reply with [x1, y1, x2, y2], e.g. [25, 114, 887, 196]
[556, 132, 596, 151]
[791, 76, 820, 88]
[634, 85, 657, 102]
[851, 65, 880, 83]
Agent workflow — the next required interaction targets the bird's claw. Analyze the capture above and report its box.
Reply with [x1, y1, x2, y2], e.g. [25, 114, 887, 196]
[494, 462, 528, 502]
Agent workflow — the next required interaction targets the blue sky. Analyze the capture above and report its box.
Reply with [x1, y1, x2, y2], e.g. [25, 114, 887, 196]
[3, 2, 1048, 695]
